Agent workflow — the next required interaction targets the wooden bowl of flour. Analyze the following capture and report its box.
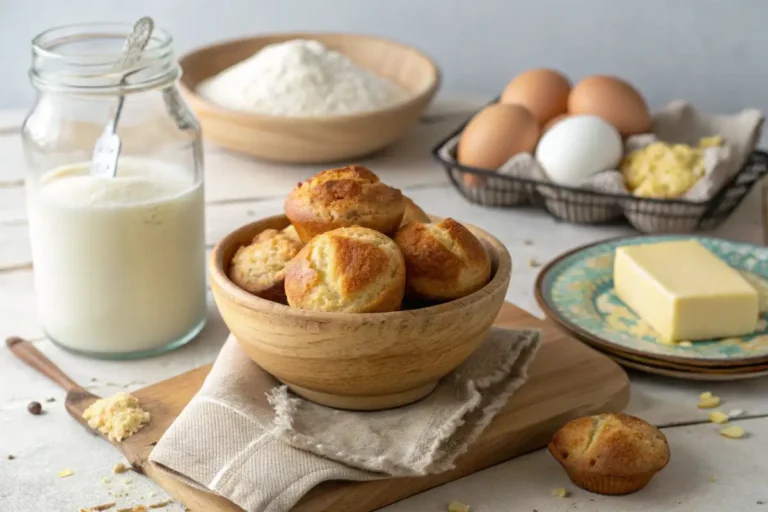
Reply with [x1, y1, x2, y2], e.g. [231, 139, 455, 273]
[179, 33, 440, 163]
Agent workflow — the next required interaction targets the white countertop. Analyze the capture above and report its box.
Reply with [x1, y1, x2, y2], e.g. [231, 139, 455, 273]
[1, 98, 767, 512]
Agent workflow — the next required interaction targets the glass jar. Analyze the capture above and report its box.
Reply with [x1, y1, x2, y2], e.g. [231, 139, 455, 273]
[22, 23, 207, 359]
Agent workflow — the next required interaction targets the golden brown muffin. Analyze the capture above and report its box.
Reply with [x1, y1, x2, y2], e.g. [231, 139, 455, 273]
[229, 228, 304, 303]
[284, 226, 405, 313]
[548, 413, 670, 495]
[282, 224, 301, 243]
[284, 165, 405, 243]
[400, 195, 431, 226]
[394, 218, 491, 302]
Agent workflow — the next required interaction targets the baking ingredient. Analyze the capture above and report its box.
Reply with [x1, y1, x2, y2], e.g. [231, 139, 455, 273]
[709, 411, 729, 424]
[57, 469, 74, 478]
[7, 455, 15, 460]
[197, 39, 407, 117]
[457, 103, 540, 176]
[569, 75, 652, 136]
[613, 240, 759, 342]
[621, 136, 724, 198]
[82, 392, 150, 442]
[535, 115, 622, 186]
[500, 68, 571, 126]
[113, 462, 129, 474]
[27, 401, 42, 415]
[27, 159, 206, 354]
[719, 425, 746, 439]
[729, 409, 745, 417]
[447, 500, 470, 512]
[698, 394, 721, 409]
[552, 487, 569, 498]
[543, 113, 568, 133]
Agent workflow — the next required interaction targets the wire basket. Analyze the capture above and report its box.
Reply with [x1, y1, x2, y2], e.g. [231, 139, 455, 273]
[432, 108, 768, 233]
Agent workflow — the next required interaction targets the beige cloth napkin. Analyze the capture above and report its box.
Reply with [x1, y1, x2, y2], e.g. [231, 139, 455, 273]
[149, 327, 540, 512]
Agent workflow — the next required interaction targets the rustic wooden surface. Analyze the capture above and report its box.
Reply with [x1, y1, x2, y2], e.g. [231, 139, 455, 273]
[3, 101, 768, 511]
[75, 301, 629, 512]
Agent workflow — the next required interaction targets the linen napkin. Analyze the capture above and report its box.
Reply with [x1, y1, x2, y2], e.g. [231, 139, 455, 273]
[149, 327, 540, 512]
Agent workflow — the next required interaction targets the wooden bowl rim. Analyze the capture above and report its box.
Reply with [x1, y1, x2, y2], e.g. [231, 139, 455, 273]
[178, 31, 441, 124]
[210, 214, 512, 323]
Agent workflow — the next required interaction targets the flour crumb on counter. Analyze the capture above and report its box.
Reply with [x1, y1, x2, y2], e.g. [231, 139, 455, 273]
[697, 391, 721, 409]
[552, 487, 569, 497]
[720, 425, 746, 439]
[57, 469, 74, 478]
[82, 392, 150, 442]
[709, 411, 729, 424]
[113, 462, 130, 474]
[447, 500, 470, 512]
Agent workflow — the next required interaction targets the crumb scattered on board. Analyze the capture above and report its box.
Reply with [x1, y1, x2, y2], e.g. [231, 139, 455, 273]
[552, 487, 569, 497]
[7, 454, 15, 460]
[82, 392, 150, 442]
[528, 258, 541, 268]
[709, 411, 729, 424]
[57, 469, 74, 478]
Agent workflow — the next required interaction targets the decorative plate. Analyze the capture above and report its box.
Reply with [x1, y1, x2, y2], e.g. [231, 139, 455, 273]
[606, 352, 768, 381]
[536, 235, 768, 366]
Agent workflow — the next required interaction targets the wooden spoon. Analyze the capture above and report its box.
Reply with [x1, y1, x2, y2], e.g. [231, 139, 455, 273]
[6, 336, 99, 428]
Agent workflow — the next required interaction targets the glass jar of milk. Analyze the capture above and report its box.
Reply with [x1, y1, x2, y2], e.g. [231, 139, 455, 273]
[22, 23, 207, 359]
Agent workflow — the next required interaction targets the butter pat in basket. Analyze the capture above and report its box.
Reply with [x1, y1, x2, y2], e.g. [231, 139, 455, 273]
[613, 240, 758, 342]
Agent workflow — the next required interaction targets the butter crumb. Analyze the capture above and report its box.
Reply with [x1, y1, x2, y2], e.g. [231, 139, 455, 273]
[720, 425, 746, 439]
[709, 411, 729, 424]
[57, 469, 74, 478]
[552, 487, 569, 497]
[528, 258, 541, 268]
[113, 462, 129, 474]
[447, 500, 470, 512]
[82, 392, 150, 442]
[698, 394, 721, 409]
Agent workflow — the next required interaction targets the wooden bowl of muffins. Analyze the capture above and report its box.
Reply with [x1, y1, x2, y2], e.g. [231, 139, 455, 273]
[210, 166, 511, 410]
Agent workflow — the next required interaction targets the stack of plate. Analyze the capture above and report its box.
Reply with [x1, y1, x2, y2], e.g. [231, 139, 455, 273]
[536, 235, 768, 381]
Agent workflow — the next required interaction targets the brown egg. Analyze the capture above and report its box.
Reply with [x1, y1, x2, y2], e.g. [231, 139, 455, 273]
[457, 104, 540, 187]
[542, 113, 568, 133]
[500, 69, 571, 126]
[569, 75, 652, 136]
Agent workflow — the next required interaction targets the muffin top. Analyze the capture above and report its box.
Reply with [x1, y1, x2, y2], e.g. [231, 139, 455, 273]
[229, 228, 304, 296]
[285, 166, 404, 234]
[549, 413, 670, 477]
[394, 218, 491, 301]
[284, 226, 405, 313]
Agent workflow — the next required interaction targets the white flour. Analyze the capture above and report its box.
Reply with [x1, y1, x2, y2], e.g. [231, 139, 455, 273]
[197, 39, 408, 117]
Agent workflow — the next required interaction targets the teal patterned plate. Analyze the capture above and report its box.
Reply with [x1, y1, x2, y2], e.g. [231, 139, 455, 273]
[535, 235, 768, 366]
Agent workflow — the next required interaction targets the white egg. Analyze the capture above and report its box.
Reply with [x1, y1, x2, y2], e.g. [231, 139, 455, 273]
[535, 115, 623, 186]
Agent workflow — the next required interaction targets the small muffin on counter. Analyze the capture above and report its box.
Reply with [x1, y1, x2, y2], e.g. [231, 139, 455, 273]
[401, 195, 431, 226]
[229, 227, 304, 303]
[284, 165, 405, 243]
[394, 218, 491, 302]
[549, 412, 670, 495]
[284, 226, 406, 313]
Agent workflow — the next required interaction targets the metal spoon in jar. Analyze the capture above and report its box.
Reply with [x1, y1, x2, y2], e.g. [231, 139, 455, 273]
[89, 16, 155, 178]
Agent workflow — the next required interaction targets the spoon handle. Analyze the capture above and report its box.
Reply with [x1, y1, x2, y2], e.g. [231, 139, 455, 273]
[6, 336, 83, 393]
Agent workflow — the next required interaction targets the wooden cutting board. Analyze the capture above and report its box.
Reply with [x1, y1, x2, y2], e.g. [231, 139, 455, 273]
[78, 302, 631, 512]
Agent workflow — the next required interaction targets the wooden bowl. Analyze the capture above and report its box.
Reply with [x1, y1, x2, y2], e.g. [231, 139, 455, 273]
[179, 33, 440, 163]
[210, 215, 511, 410]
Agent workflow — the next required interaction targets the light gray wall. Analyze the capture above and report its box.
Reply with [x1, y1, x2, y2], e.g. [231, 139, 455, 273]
[2, 0, 767, 128]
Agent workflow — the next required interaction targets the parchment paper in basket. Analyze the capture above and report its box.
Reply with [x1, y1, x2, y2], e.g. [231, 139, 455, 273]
[441, 101, 763, 232]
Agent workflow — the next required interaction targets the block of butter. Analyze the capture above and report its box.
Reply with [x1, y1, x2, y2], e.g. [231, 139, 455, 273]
[613, 240, 758, 342]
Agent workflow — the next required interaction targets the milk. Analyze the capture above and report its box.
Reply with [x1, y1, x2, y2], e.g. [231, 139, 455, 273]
[27, 160, 206, 355]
